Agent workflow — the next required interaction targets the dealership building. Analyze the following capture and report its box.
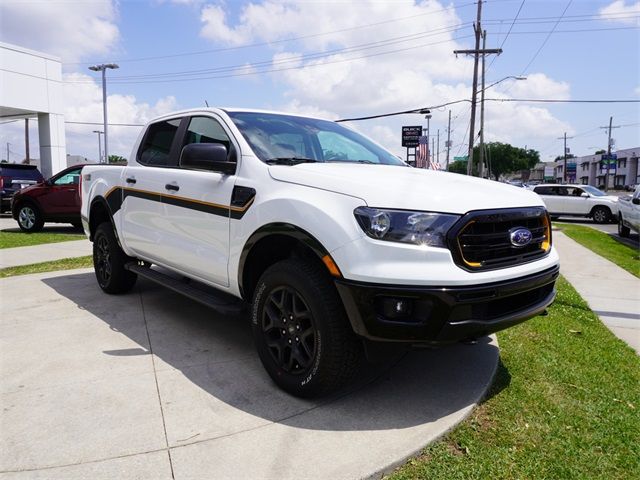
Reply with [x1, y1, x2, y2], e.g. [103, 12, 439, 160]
[0, 42, 66, 178]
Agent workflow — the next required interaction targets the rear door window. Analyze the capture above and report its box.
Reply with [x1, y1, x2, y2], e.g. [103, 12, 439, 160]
[137, 118, 182, 167]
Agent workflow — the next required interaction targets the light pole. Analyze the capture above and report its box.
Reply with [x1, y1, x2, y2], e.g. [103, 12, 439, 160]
[88, 63, 119, 164]
[93, 130, 103, 163]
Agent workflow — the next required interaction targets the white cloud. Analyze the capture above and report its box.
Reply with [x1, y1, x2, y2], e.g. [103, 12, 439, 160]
[599, 1, 640, 25]
[0, 0, 119, 63]
[497, 73, 570, 100]
[62, 73, 178, 159]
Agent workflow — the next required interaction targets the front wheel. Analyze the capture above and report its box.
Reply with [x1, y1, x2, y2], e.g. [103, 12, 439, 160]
[251, 258, 362, 398]
[93, 222, 137, 294]
[592, 206, 610, 224]
[17, 204, 44, 232]
[618, 215, 630, 237]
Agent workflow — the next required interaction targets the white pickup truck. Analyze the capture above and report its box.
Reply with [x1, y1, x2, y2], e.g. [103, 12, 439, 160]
[618, 186, 640, 237]
[81, 108, 559, 397]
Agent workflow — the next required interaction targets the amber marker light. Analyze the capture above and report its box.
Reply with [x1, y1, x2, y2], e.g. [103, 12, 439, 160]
[322, 254, 342, 277]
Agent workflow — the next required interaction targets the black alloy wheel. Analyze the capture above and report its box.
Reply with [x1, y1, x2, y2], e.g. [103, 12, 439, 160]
[92, 222, 137, 294]
[95, 234, 112, 287]
[262, 286, 317, 374]
[251, 258, 362, 398]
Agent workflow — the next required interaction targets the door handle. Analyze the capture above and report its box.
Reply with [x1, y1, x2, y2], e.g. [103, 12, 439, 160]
[126, 177, 137, 184]
[165, 183, 180, 192]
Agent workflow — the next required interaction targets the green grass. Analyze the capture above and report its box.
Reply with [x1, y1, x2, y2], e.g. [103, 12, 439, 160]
[556, 223, 640, 278]
[389, 277, 640, 480]
[0, 230, 85, 249]
[0, 255, 93, 278]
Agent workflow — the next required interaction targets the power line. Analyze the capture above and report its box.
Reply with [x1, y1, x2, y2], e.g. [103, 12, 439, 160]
[69, 34, 475, 85]
[64, 1, 477, 66]
[91, 24, 470, 82]
[519, 0, 573, 75]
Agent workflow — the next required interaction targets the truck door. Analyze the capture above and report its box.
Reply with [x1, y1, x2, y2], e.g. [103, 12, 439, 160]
[153, 114, 237, 287]
[120, 117, 184, 263]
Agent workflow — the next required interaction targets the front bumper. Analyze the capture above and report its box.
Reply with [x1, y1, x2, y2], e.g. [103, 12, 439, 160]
[335, 265, 559, 344]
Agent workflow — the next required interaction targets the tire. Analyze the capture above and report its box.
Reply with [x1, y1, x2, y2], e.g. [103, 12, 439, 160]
[618, 214, 630, 238]
[592, 206, 610, 224]
[93, 221, 137, 294]
[71, 221, 83, 231]
[251, 258, 362, 398]
[550, 215, 559, 221]
[16, 203, 44, 233]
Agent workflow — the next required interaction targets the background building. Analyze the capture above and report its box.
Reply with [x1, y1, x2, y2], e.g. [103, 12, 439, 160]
[553, 147, 639, 188]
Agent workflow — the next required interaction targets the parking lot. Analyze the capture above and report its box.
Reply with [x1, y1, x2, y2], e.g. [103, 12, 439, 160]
[1, 268, 498, 479]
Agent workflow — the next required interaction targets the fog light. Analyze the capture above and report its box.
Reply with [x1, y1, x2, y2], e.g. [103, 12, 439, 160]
[377, 297, 414, 321]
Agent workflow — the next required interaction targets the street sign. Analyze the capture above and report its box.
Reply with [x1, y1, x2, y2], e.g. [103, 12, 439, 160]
[402, 126, 422, 147]
[453, 156, 468, 162]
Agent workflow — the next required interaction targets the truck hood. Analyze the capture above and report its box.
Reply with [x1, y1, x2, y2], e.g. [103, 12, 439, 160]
[268, 163, 544, 214]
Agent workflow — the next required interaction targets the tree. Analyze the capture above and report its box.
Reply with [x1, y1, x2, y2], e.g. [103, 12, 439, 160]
[595, 149, 606, 155]
[108, 155, 127, 164]
[478, 142, 540, 181]
[448, 160, 471, 175]
[554, 153, 576, 162]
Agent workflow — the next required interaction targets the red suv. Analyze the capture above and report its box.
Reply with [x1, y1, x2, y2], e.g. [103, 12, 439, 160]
[11, 165, 87, 232]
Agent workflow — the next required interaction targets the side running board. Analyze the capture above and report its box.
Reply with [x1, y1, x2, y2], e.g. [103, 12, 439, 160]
[125, 263, 246, 315]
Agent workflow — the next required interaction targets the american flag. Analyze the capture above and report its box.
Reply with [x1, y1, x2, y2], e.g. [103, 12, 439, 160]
[416, 135, 429, 168]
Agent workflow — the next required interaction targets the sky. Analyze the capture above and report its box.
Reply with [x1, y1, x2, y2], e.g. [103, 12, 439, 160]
[0, 0, 638, 166]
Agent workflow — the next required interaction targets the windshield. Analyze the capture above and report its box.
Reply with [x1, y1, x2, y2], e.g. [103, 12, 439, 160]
[581, 185, 607, 197]
[227, 112, 405, 166]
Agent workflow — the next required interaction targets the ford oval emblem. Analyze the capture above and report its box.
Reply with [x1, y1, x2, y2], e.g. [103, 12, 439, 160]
[509, 227, 532, 247]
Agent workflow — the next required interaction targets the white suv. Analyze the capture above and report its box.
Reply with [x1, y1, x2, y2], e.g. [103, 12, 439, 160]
[532, 184, 619, 223]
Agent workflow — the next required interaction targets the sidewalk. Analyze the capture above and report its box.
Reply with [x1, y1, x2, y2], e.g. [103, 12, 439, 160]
[553, 231, 640, 354]
[0, 239, 92, 268]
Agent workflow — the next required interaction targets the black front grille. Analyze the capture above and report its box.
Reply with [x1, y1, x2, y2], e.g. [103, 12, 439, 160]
[448, 207, 551, 271]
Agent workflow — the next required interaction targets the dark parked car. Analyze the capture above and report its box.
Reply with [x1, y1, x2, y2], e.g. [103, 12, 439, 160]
[11, 165, 87, 232]
[1, 164, 44, 213]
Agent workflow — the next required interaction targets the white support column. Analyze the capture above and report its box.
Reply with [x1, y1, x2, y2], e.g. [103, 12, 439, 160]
[38, 112, 66, 178]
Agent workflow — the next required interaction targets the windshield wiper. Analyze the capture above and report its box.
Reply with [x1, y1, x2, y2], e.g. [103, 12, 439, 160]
[266, 157, 318, 166]
[326, 159, 376, 164]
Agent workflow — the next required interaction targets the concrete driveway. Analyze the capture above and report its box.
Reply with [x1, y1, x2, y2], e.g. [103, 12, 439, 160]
[0, 269, 499, 480]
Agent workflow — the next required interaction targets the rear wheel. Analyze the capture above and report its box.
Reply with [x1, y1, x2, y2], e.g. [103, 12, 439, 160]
[251, 258, 362, 398]
[592, 206, 610, 224]
[17, 203, 44, 233]
[93, 222, 137, 294]
[618, 214, 630, 237]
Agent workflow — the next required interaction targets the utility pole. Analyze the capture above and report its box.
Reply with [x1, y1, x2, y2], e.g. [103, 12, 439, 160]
[454, 0, 501, 176]
[6, 142, 9, 162]
[478, 30, 487, 178]
[437, 129, 440, 167]
[557, 132, 573, 183]
[25, 119, 30, 164]
[445, 110, 451, 171]
[600, 116, 620, 192]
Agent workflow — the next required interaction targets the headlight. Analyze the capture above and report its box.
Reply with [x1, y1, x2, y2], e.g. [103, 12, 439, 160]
[354, 207, 460, 247]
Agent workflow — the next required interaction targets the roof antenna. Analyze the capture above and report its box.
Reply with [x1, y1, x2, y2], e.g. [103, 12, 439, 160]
[204, 100, 210, 107]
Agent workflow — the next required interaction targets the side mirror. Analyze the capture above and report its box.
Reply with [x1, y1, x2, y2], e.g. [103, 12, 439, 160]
[632, 197, 640, 205]
[180, 143, 237, 175]
[580, 192, 589, 198]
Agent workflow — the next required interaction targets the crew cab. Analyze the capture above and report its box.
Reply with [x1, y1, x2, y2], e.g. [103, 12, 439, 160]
[618, 186, 640, 237]
[531, 184, 619, 224]
[81, 108, 560, 397]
